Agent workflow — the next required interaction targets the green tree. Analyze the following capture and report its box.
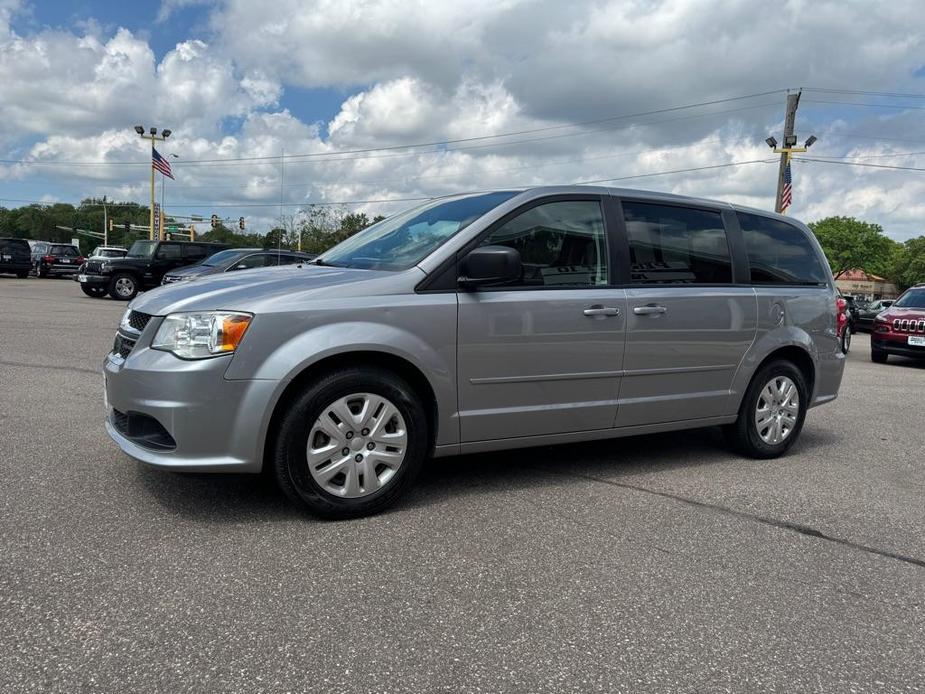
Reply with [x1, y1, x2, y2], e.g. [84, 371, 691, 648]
[807, 216, 896, 279]
[890, 236, 925, 290]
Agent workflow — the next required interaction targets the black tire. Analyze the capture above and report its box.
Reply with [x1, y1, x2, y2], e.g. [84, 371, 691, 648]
[15, 270, 28, 279]
[840, 324, 852, 355]
[725, 359, 808, 459]
[272, 367, 429, 519]
[81, 285, 106, 298]
[108, 273, 138, 301]
[871, 349, 888, 364]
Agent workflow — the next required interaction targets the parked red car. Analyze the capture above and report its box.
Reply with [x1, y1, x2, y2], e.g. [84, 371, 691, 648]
[871, 284, 925, 363]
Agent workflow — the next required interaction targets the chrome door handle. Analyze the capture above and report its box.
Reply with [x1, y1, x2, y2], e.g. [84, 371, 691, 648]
[633, 305, 667, 315]
[583, 306, 621, 317]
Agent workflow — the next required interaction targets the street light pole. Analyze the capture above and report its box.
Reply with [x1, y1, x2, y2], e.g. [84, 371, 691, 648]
[134, 125, 171, 240]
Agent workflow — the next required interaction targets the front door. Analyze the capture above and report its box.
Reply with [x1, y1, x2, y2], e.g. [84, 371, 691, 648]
[457, 198, 627, 442]
[616, 200, 757, 427]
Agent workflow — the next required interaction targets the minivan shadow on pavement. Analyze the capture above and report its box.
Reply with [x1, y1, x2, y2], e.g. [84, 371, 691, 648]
[135, 424, 838, 521]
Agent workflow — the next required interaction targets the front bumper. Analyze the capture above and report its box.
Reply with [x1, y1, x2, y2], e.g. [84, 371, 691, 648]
[103, 323, 279, 472]
[872, 334, 925, 360]
[79, 273, 109, 287]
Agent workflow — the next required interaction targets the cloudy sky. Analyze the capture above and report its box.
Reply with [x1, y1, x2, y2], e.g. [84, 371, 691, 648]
[2, 0, 925, 239]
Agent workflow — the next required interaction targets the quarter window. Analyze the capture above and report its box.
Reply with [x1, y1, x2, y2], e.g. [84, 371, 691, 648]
[623, 202, 732, 284]
[478, 200, 608, 287]
[738, 213, 827, 285]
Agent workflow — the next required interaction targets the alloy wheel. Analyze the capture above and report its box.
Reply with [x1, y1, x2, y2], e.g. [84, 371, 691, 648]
[115, 277, 135, 298]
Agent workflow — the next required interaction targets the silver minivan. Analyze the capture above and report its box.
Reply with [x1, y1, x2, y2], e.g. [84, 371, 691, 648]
[104, 186, 845, 518]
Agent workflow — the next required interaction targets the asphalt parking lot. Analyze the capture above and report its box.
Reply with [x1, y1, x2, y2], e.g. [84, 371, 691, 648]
[1, 277, 923, 693]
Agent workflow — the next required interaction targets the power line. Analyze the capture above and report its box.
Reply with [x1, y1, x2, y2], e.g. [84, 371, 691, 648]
[0, 90, 788, 168]
[793, 157, 925, 173]
[803, 87, 925, 100]
[803, 98, 925, 111]
[0, 159, 776, 211]
[573, 159, 776, 186]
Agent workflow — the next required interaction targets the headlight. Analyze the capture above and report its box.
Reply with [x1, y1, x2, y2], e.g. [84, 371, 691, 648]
[100, 261, 109, 272]
[151, 311, 253, 359]
[119, 307, 132, 331]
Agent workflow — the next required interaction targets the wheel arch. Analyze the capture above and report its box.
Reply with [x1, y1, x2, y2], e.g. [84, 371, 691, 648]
[261, 350, 440, 472]
[753, 345, 816, 398]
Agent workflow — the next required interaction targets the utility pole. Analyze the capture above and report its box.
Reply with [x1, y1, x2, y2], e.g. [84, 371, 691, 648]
[775, 91, 800, 214]
[133, 125, 172, 240]
[765, 90, 817, 214]
[103, 200, 108, 246]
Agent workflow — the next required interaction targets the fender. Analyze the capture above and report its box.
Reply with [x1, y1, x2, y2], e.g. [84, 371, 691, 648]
[231, 319, 459, 453]
[728, 325, 817, 414]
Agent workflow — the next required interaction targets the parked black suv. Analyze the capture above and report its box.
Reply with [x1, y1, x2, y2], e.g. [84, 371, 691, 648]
[78, 239, 230, 300]
[31, 242, 85, 277]
[0, 237, 32, 278]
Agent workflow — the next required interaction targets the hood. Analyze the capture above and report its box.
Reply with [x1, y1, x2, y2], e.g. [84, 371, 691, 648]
[130, 263, 424, 315]
[164, 264, 216, 279]
[881, 306, 925, 321]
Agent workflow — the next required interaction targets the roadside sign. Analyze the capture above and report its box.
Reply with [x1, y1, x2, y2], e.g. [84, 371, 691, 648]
[153, 203, 161, 237]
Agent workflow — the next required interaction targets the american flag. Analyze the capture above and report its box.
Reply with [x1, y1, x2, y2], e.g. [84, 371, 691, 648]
[152, 148, 174, 180]
[780, 159, 792, 211]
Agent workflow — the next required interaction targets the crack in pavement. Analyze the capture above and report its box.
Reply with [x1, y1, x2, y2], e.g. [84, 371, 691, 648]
[540, 468, 925, 570]
[0, 360, 100, 376]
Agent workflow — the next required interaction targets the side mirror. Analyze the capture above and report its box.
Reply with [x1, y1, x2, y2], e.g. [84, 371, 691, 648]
[459, 245, 522, 288]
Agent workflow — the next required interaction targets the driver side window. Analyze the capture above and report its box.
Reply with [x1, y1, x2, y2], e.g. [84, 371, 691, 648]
[478, 200, 608, 288]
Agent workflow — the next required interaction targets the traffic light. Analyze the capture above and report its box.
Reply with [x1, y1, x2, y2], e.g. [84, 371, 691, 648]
[210, 214, 218, 229]
[238, 217, 245, 230]
[123, 221, 130, 233]
[189, 225, 196, 241]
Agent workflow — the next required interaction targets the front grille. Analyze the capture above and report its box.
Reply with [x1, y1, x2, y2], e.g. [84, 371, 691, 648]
[893, 318, 925, 333]
[128, 311, 152, 332]
[85, 260, 103, 273]
[113, 333, 136, 359]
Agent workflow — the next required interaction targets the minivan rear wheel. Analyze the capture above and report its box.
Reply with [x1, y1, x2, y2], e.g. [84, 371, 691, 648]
[272, 367, 428, 519]
[726, 360, 808, 459]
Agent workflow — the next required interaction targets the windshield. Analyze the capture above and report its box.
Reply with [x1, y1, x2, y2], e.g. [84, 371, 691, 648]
[894, 288, 925, 309]
[201, 249, 248, 267]
[127, 240, 157, 258]
[316, 191, 519, 270]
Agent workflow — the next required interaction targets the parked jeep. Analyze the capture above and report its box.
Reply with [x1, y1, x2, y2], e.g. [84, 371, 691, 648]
[78, 239, 229, 299]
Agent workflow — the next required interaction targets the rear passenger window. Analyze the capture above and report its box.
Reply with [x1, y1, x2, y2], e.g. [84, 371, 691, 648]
[183, 245, 208, 262]
[737, 213, 827, 285]
[479, 200, 608, 287]
[623, 202, 732, 284]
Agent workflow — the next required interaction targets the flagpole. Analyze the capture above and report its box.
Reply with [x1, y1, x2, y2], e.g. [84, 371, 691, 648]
[149, 137, 156, 240]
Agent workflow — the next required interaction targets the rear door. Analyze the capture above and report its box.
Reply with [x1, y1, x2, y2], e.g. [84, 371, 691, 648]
[456, 196, 627, 442]
[615, 199, 757, 427]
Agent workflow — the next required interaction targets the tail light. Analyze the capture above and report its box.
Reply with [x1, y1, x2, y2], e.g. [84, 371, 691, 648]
[76, 256, 85, 263]
[43, 255, 55, 263]
[836, 296, 848, 336]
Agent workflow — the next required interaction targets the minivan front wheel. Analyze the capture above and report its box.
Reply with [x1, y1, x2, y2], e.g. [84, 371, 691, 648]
[272, 367, 428, 519]
[726, 360, 808, 459]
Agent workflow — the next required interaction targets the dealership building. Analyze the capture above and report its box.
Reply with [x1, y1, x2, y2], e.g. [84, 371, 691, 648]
[834, 268, 899, 300]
